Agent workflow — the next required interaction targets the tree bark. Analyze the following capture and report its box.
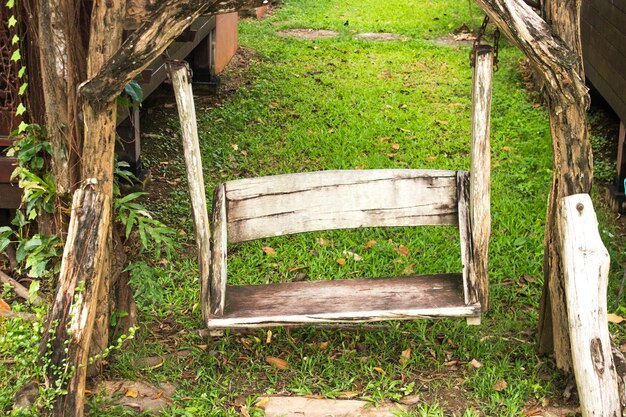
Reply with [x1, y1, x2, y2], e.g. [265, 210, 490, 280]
[473, 0, 593, 375]
[38, 188, 111, 417]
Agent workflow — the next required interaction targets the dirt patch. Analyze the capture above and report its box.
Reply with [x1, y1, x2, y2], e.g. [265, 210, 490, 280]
[432, 33, 475, 46]
[96, 380, 177, 413]
[277, 29, 340, 39]
[354, 32, 408, 41]
[433, 23, 477, 46]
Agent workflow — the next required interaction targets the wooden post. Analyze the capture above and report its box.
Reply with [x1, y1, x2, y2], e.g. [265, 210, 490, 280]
[559, 193, 621, 417]
[210, 184, 227, 316]
[167, 61, 212, 324]
[38, 189, 111, 417]
[469, 45, 493, 312]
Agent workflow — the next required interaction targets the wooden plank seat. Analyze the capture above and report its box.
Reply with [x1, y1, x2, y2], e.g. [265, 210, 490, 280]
[205, 169, 484, 329]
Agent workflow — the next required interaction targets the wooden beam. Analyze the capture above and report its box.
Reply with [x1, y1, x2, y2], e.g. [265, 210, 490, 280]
[559, 194, 620, 416]
[79, 0, 268, 105]
[166, 60, 212, 324]
[469, 45, 493, 312]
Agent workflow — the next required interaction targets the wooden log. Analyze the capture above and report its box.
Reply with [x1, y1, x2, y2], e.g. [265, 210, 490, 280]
[166, 61, 212, 324]
[224, 170, 460, 243]
[210, 184, 227, 317]
[559, 193, 620, 417]
[38, 189, 111, 417]
[469, 45, 493, 312]
[79, 0, 269, 105]
[0, 270, 43, 306]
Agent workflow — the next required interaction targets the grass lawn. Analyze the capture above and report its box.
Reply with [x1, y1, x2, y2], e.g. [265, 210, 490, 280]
[3, 0, 626, 416]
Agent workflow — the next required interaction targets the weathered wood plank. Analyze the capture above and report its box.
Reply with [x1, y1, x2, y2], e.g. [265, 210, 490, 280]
[559, 194, 620, 417]
[225, 170, 461, 242]
[210, 184, 228, 316]
[167, 61, 212, 324]
[207, 273, 480, 328]
[469, 46, 492, 312]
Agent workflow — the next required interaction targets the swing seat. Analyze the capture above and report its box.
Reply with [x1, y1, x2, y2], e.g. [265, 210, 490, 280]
[205, 169, 487, 329]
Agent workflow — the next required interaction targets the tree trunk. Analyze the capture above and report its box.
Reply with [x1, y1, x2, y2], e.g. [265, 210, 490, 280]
[535, 0, 590, 373]
[38, 188, 111, 417]
[472, 0, 593, 375]
[36, 0, 86, 198]
[81, 0, 125, 371]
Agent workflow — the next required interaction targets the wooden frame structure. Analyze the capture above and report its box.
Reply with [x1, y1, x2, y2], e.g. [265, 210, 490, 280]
[169, 45, 494, 330]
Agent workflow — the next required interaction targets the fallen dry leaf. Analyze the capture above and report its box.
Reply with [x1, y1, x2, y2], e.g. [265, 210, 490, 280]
[426, 156, 438, 162]
[501, 146, 512, 151]
[399, 348, 411, 365]
[399, 394, 421, 405]
[391, 143, 401, 150]
[525, 408, 542, 416]
[364, 239, 378, 249]
[262, 246, 276, 256]
[373, 367, 387, 376]
[436, 120, 449, 125]
[336, 258, 346, 266]
[266, 356, 289, 369]
[266, 330, 273, 344]
[0, 298, 11, 312]
[493, 379, 508, 392]
[231, 143, 239, 151]
[125, 388, 139, 398]
[469, 358, 483, 368]
[255, 397, 270, 408]
[317, 238, 328, 246]
[288, 266, 308, 272]
[380, 137, 391, 142]
[394, 245, 410, 257]
[337, 391, 360, 399]
[403, 263, 415, 274]
[608, 313, 625, 324]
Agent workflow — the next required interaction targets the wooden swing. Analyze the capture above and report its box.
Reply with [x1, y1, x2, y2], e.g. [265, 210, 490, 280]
[167, 45, 494, 330]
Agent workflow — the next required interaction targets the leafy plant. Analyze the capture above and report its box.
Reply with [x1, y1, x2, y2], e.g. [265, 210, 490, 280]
[7, 124, 56, 219]
[115, 191, 179, 258]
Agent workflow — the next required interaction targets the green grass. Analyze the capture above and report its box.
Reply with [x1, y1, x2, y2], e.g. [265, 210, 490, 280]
[3, 0, 626, 415]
